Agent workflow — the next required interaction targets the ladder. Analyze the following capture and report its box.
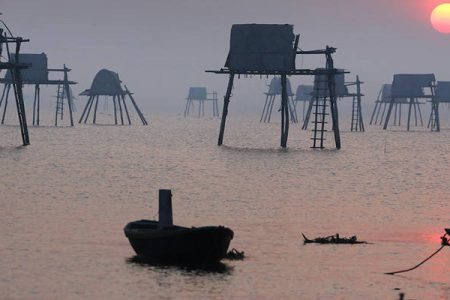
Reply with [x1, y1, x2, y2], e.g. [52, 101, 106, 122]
[311, 75, 329, 149]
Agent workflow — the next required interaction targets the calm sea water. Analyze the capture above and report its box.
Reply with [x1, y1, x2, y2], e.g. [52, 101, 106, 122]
[1, 110, 449, 299]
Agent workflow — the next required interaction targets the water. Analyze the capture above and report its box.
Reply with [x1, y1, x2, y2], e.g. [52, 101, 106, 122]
[1, 113, 449, 299]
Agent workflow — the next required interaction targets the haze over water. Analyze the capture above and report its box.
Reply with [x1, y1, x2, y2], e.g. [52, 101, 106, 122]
[1, 112, 449, 299]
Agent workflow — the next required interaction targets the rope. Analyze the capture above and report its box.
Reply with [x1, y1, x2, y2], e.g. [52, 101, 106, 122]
[385, 233, 448, 275]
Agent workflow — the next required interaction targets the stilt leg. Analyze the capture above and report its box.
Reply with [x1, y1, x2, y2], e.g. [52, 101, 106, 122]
[36, 85, 40, 126]
[218, 73, 235, 146]
[117, 94, 124, 125]
[33, 84, 37, 126]
[113, 95, 118, 125]
[280, 74, 289, 148]
[383, 99, 395, 130]
[124, 86, 147, 125]
[84, 95, 95, 123]
[120, 94, 131, 125]
[1, 84, 11, 124]
[93, 95, 100, 124]
[407, 98, 413, 131]
[260, 94, 269, 122]
[78, 96, 92, 123]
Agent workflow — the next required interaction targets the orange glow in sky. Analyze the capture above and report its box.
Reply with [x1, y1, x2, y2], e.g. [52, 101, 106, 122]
[430, 3, 450, 33]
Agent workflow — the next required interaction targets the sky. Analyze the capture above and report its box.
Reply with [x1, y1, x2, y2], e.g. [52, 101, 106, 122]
[1, 0, 450, 116]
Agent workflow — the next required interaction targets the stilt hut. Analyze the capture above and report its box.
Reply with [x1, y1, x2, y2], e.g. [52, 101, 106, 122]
[369, 84, 413, 126]
[260, 76, 297, 123]
[184, 87, 219, 118]
[383, 74, 437, 131]
[293, 84, 313, 122]
[0, 21, 30, 145]
[207, 24, 341, 149]
[0, 53, 76, 126]
[79, 69, 148, 125]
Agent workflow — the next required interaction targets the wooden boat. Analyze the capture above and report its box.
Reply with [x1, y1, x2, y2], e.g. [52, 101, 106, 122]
[124, 219, 234, 264]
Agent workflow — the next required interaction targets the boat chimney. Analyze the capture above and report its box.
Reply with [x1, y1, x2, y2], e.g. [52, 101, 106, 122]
[158, 189, 173, 228]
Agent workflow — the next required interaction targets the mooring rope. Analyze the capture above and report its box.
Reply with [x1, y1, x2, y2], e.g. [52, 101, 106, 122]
[385, 233, 448, 275]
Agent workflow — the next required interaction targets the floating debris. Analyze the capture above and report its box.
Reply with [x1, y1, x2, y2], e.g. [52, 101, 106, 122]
[302, 233, 370, 245]
[225, 248, 245, 260]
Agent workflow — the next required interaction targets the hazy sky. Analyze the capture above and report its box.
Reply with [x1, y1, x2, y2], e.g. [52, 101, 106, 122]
[2, 0, 450, 116]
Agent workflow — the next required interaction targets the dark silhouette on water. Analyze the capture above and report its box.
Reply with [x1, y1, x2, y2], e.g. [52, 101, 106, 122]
[124, 190, 234, 265]
[207, 24, 342, 149]
[302, 233, 370, 244]
[79, 69, 148, 125]
[0, 17, 30, 145]
[0, 53, 76, 127]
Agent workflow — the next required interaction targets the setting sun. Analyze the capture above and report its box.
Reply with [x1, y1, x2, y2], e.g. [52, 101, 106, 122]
[431, 3, 450, 33]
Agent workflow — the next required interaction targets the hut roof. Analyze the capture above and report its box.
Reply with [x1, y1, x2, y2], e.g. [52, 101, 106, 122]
[187, 87, 207, 100]
[80, 69, 124, 96]
[225, 24, 295, 72]
[266, 77, 293, 96]
[436, 81, 450, 102]
[295, 85, 314, 101]
[312, 69, 348, 97]
[391, 74, 435, 98]
[5, 53, 48, 83]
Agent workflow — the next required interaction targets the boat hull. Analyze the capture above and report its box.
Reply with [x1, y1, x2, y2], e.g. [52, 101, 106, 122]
[124, 220, 233, 264]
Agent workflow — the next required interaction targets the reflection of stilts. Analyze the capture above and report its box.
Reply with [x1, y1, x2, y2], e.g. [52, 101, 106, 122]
[79, 69, 147, 125]
[260, 77, 297, 123]
[184, 87, 219, 118]
[383, 74, 437, 131]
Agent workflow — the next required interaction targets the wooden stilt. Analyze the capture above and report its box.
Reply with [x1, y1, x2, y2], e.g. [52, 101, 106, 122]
[280, 74, 289, 148]
[302, 98, 314, 130]
[93, 95, 100, 124]
[267, 95, 275, 122]
[0, 83, 7, 108]
[63, 65, 74, 126]
[11, 47, 30, 145]
[120, 94, 131, 125]
[413, 99, 418, 126]
[124, 86, 148, 125]
[36, 85, 40, 126]
[33, 84, 37, 125]
[1, 84, 10, 124]
[117, 94, 124, 125]
[382, 99, 395, 130]
[54, 85, 59, 126]
[78, 96, 92, 123]
[260, 94, 270, 122]
[406, 98, 413, 131]
[370, 88, 382, 125]
[417, 103, 423, 126]
[218, 73, 234, 146]
[393, 103, 398, 125]
[84, 95, 95, 123]
[113, 95, 118, 125]
[184, 98, 190, 118]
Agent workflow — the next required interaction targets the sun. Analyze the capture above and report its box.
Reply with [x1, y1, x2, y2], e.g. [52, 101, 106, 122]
[431, 3, 450, 34]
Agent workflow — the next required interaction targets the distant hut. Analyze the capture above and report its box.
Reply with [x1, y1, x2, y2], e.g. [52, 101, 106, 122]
[383, 74, 438, 131]
[0, 53, 76, 126]
[369, 84, 412, 126]
[79, 69, 147, 125]
[260, 77, 297, 123]
[294, 84, 313, 121]
[0, 21, 30, 145]
[184, 87, 219, 118]
[207, 24, 341, 149]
